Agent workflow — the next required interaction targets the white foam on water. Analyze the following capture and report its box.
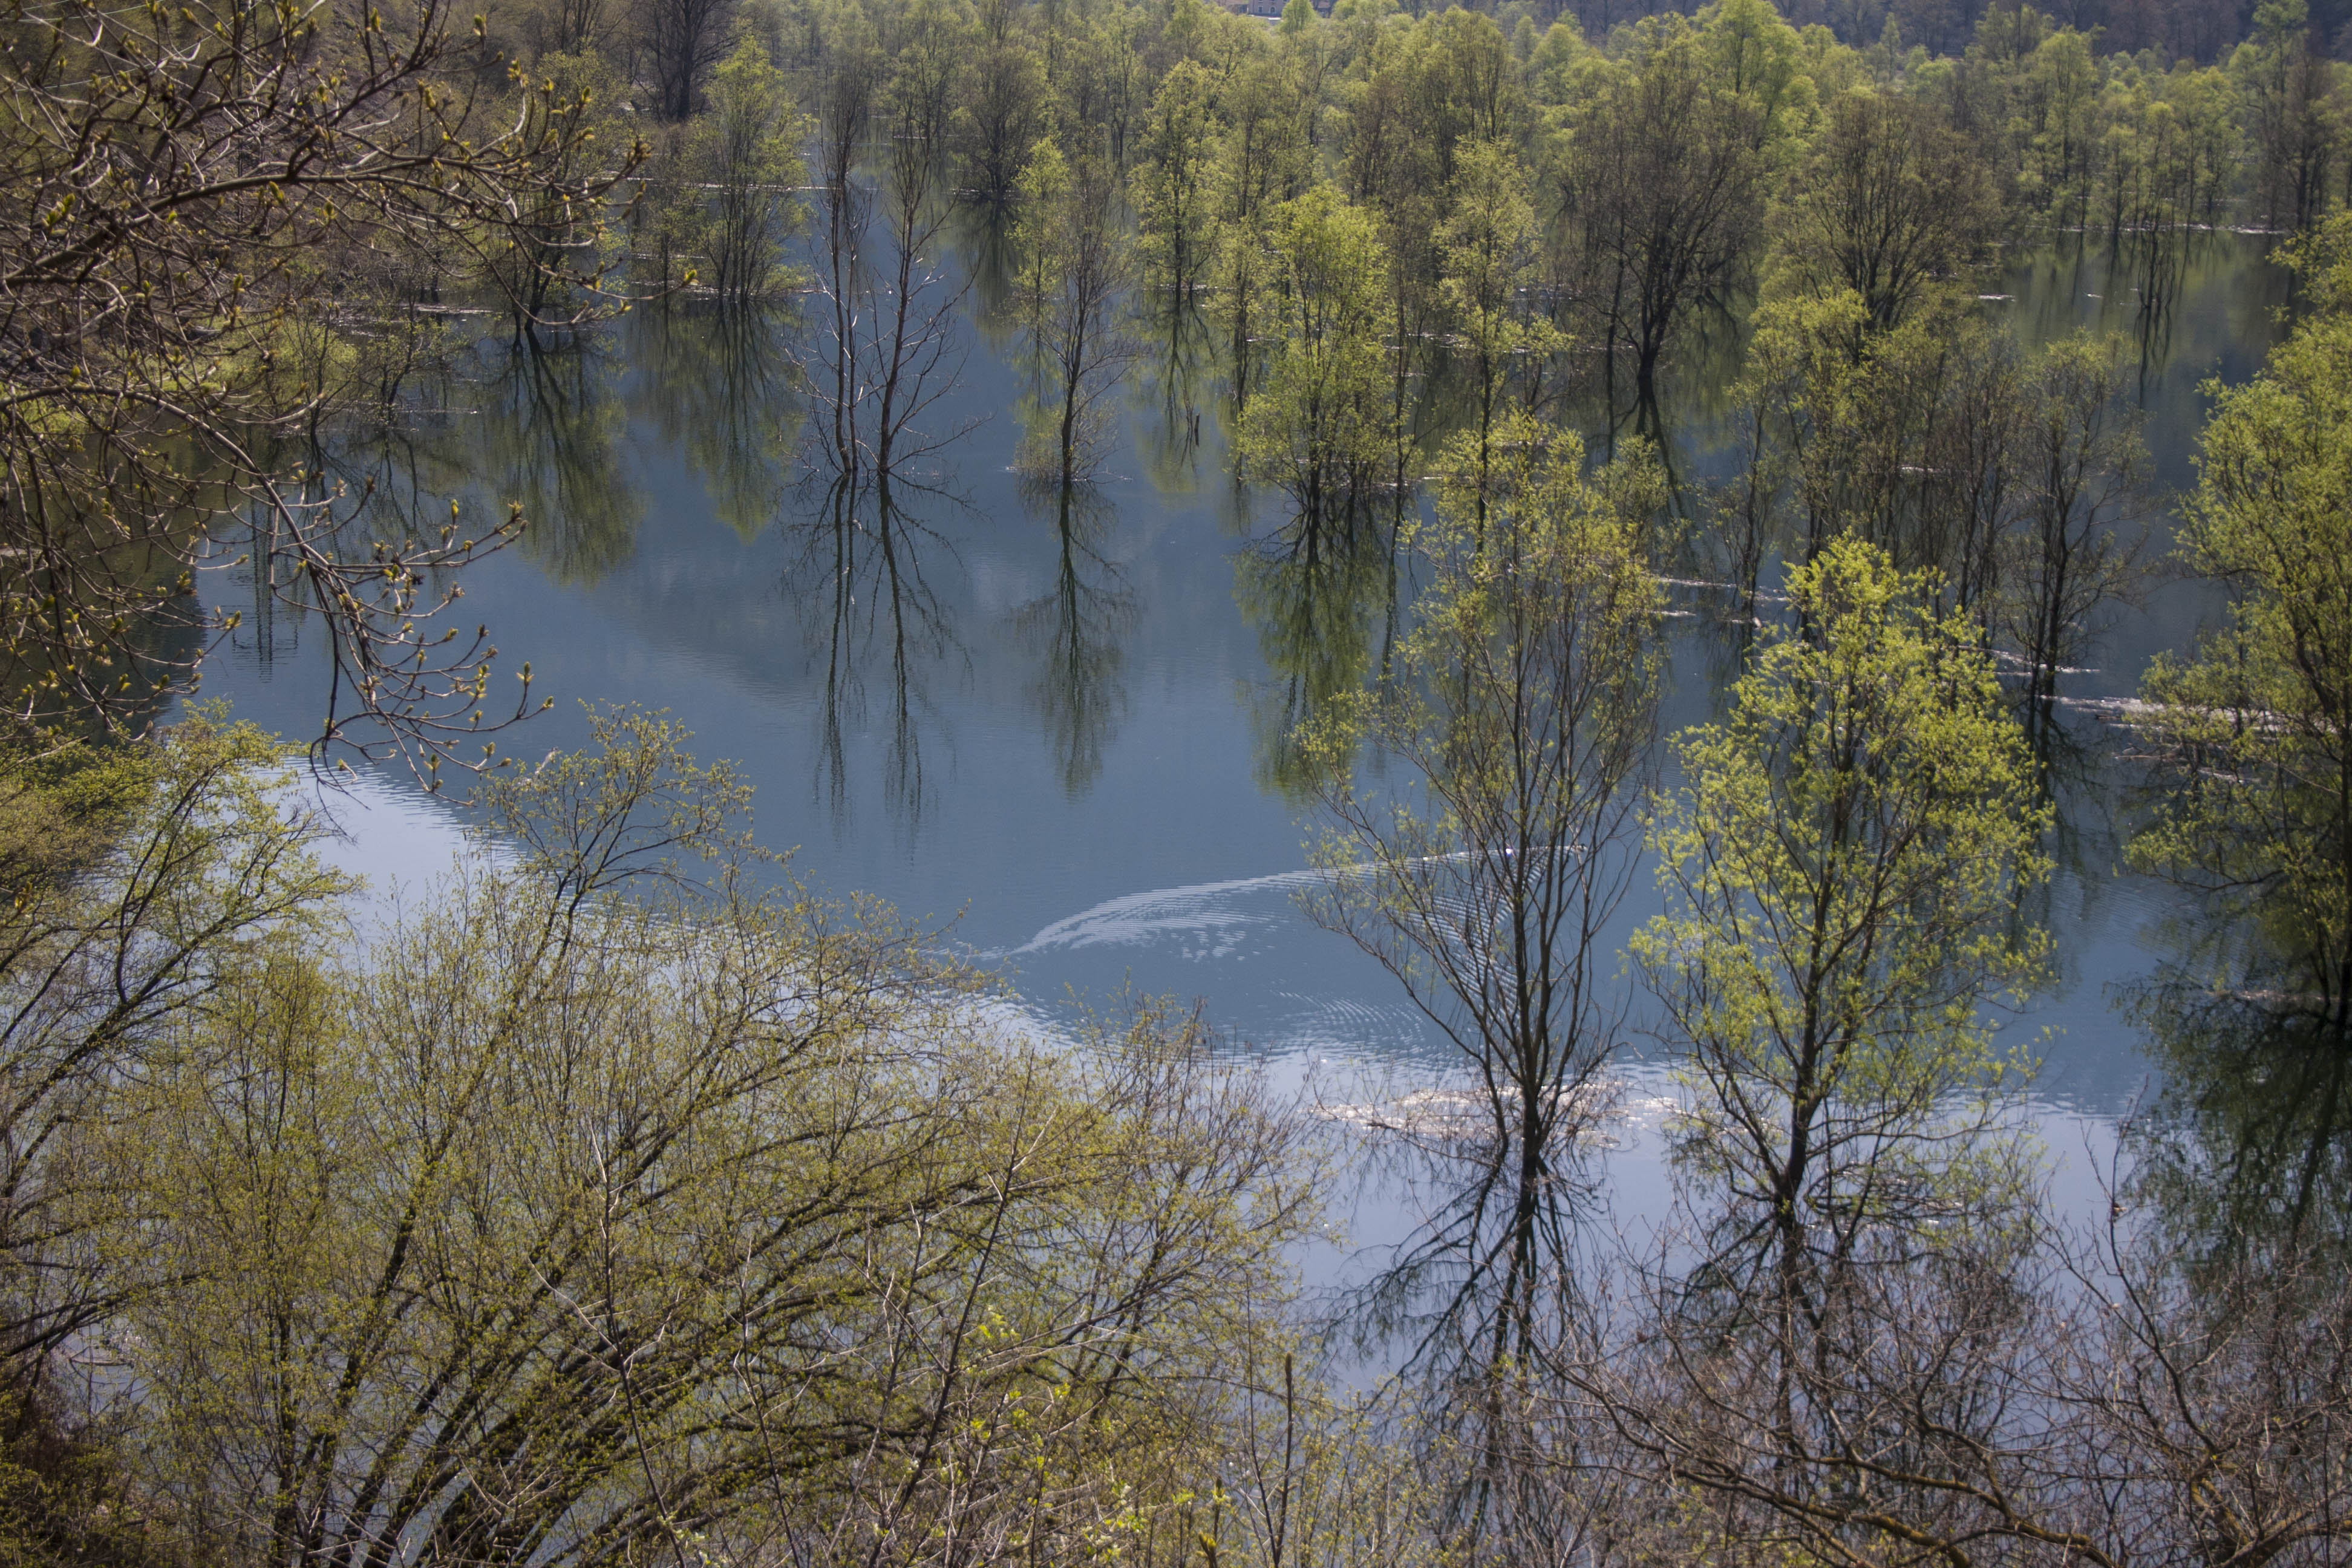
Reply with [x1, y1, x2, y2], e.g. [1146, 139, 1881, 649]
[1012, 851, 1504, 958]
[1014, 866, 1335, 956]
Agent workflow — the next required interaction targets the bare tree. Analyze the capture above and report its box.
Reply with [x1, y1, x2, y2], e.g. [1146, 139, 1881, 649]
[1557, 27, 1771, 426]
[800, 38, 973, 488]
[0, 0, 642, 770]
[635, 0, 736, 119]
[2005, 332, 2148, 745]
[1572, 1189, 2352, 1568]
[1299, 420, 1660, 1554]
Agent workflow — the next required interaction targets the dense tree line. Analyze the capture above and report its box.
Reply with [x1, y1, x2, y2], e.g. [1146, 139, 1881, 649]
[10, 0, 2351, 768]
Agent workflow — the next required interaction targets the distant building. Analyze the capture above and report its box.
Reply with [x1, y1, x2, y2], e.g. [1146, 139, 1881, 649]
[1207, 0, 1331, 17]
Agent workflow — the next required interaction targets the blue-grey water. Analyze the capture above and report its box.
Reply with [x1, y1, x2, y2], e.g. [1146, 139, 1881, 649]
[194, 229, 2302, 1269]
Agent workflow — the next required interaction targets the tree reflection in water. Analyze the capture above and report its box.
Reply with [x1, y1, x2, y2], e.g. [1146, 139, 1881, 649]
[474, 336, 644, 590]
[1131, 301, 1210, 498]
[2127, 969, 2352, 1266]
[782, 466, 962, 834]
[1236, 500, 1399, 802]
[629, 304, 798, 543]
[783, 92, 979, 834]
[1015, 477, 1133, 798]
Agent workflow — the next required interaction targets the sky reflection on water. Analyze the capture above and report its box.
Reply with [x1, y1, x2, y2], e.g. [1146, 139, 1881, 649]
[198, 232, 2299, 1262]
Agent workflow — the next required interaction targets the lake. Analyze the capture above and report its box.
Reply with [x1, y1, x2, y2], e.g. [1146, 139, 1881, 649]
[191, 224, 2308, 1275]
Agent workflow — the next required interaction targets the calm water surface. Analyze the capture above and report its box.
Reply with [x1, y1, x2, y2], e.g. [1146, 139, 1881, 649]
[192, 230, 2301, 1256]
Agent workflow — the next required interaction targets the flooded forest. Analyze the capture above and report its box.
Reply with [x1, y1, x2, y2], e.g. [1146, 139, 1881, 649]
[4, 0, 2352, 1563]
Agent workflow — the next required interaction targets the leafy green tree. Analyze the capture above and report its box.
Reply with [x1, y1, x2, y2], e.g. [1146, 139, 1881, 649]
[1700, 0, 1817, 136]
[1437, 141, 1567, 524]
[1772, 88, 1999, 334]
[1554, 11, 1782, 422]
[1727, 287, 1883, 566]
[1010, 137, 1076, 342]
[2020, 27, 2101, 232]
[2235, 0, 2344, 234]
[1729, 286, 2039, 632]
[1012, 142, 1133, 488]
[106, 710, 1317, 1568]
[2171, 62, 2246, 230]
[1235, 188, 1396, 528]
[1636, 537, 2050, 1309]
[2005, 330, 2147, 736]
[1136, 60, 1221, 300]
[691, 36, 808, 302]
[1205, 49, 1316, 402]
[0, 715, 347, 1379]
[2131, 215, 2352, 1044]
[958, 24, 1048, 204]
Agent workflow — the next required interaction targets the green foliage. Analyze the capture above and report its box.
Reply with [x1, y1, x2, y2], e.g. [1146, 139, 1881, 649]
[1011, 135, 1077, 335]
[2131, 215, 2352, 1023]
[1722, 279, 2147, 707]
[1637, 538, 2051, 1286]
[696, 37, 809, 300]
[1296, 413, 1661, 1364]
[0, 0, 639, 759]
[1299, 408, 1662, 994]
[1011, 136, 1133, 485]
[2233, 0, 2346, 232]
[1550, 7, 1789, 412]
[1203, 47, 1317, 394]
[0, 708, 1318, 1568]
[2004, 328, 2148, 720]
[1136, 60, 1220, 297]
[0, 734, 157, 899]
[633, 39, 806, 297]
[1437, 140, 1567, 508]
[1233, 188, 1396, 524]
[1768, 87, 1997, 334]
[0, 712, 349, 1374]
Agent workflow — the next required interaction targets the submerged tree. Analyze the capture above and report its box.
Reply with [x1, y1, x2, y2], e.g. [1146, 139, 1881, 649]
[1013, 140, 1135, 489]
[1437, 141, 1567, 526]
[1299, 413, 1661, 1385]
[1235, 189, 1396, 531]
[1554, 8, 1789, 426]
[1636, 537, 2050, 1313]
[1772, 89, 1999, 336]
[1136, 60, 1221, 302]
[2131, 214, 2352, 1050]
[2006, 331, 2148, 742]
[691, 38, 808, 303]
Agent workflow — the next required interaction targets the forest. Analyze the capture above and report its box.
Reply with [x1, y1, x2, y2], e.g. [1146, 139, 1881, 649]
[3, 0, 2351, 1562]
